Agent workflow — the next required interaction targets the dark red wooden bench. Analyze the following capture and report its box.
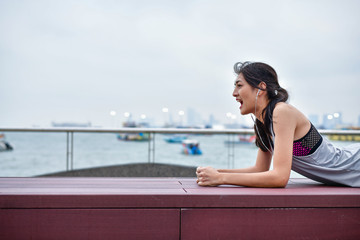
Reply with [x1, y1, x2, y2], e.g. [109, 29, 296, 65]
[1, 178, 359, 239]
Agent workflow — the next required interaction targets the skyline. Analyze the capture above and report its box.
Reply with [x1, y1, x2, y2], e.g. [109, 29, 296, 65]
[1, 0, 360, 128]
[53, 108, 359, 130]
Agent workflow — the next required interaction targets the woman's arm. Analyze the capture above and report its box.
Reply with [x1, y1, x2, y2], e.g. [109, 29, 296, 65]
[196, 104, 295, 188]
[217, 149, 272, 173]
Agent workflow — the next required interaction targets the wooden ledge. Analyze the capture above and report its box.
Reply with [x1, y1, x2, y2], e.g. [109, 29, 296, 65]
[1, 177, 359, 240]
[1, 177, 359, 209]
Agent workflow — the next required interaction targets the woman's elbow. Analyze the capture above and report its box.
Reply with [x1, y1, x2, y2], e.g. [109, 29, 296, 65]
[274, 179, 288, 188]
[270, 172, 289, 188]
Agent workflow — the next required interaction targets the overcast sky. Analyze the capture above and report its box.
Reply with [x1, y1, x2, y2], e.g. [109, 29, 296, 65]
[1, 0, 359, 128]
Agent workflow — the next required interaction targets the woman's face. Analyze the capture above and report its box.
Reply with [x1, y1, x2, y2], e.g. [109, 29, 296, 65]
[232, 73, 257, 115]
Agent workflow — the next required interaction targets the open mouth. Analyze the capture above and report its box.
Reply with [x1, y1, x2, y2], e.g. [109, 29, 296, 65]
[237, 99, 243, 109]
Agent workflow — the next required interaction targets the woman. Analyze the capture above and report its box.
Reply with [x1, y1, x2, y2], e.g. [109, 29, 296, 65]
[196, 61, 360, 187]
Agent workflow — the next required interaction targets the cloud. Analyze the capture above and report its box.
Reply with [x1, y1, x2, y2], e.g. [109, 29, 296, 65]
[0, 0, 359, 127]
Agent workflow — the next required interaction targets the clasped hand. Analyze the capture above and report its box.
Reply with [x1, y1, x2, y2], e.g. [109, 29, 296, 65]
[196, 166, 222, 186]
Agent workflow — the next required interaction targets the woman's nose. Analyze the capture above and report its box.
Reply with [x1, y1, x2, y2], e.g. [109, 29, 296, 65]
[232, 88, 238, 97]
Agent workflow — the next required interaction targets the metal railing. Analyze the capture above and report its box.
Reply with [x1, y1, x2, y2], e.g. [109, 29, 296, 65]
[1, 127, 359, 171]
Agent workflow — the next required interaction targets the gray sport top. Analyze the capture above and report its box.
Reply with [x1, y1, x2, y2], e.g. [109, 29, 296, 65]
[290, 124, 360, 187]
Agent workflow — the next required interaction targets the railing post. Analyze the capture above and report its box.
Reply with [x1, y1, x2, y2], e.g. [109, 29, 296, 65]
[148, 132, 155, 163]
[152, 133, 155, 163]
[227, 134, 235, 169]
[71, 132, 74, 170]
[66, 131, 74, 171]
[66, 132, 69, 171]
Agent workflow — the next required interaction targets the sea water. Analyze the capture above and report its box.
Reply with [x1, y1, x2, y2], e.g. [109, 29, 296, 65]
[0, 131, 352, 177]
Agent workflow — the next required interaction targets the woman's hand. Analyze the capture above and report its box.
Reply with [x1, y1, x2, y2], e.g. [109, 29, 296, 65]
[196, 166, 222, 186]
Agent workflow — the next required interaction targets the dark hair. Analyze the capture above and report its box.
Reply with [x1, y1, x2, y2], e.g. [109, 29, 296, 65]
[234, 61, 289, 152]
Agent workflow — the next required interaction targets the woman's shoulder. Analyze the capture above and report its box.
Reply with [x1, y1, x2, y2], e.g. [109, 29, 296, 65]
[273, 102, 300, 116]
[273, 103, 310, 136]
[273, 103, 306, 124]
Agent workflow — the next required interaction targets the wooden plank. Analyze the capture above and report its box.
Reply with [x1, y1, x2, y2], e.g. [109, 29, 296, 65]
[1, 178, 360, 209]
[0, 209, 180, 240]
[0, 178, 188, 208]
[179, 178, 360, 208]
[181, 208, 360, 240]
[0, 177, 183, 189]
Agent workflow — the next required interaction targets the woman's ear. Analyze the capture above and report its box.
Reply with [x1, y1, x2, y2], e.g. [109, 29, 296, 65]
[258, 82, 267, 91]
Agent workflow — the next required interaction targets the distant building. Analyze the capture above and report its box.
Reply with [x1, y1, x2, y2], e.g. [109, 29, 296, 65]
[322, 112, 342, 129]
[333, 112, 342, 128]
[207, 114, 216, 127]
[186, 108, 203, 127]
[322, 114, 333, 129]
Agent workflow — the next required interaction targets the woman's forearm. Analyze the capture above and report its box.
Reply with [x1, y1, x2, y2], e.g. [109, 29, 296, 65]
[219, 170, 289, 188]
[218, 165, 265, 174]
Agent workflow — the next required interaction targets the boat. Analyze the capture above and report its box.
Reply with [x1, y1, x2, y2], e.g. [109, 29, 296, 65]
[116, 121, 151, 141]
[52, 122, 92, 127]
[117, 132, 150, 141]
[182, 139, 202, 155]
[0, 134, 13, 152]
[238, 134, 256, 143]
[164, 134, 188, 143]
[224, 134, 256, 145]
